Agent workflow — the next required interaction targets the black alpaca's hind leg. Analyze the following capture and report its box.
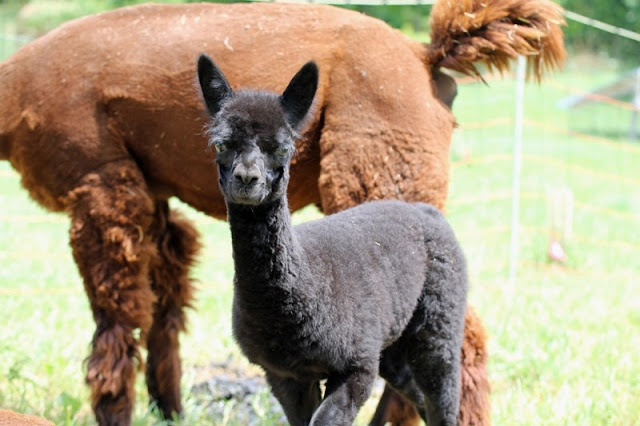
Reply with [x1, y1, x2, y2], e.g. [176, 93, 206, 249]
[376, 340, 428, 422]
[406, 288, 466, 426]
[310, 366, 378, 426]
[145, 202, 201, 419]
[408, 206, 468, 426]
[66, 161, 158, 426]
[408, 327, 463, 426]
[265, 373, 322, 426]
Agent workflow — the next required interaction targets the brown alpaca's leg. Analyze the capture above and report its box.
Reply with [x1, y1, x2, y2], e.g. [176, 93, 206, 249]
[369, 385, 421, 426]
[66, 162, 157, 426]
[458, 307, 491, 426]
[145, 202, 200, 419]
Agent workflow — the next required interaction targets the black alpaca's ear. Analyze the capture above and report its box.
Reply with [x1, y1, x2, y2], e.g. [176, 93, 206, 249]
[280, 61, 318, 131]
[197, 53, 233, 116]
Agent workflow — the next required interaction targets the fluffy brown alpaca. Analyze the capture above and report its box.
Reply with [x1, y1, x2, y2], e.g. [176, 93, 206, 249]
[0, 409, 54, 426]
[0, 1, 565, 425]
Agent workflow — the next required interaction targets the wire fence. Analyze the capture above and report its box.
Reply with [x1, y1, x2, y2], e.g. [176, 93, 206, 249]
[456, 73, 638, 197]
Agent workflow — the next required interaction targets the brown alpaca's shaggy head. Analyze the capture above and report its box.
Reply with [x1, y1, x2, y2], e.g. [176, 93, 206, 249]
[197, 54, 318, 206]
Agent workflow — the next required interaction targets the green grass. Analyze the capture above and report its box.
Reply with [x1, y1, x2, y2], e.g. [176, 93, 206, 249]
[2, 3, 640, 425]
[444, 66, 640, 426]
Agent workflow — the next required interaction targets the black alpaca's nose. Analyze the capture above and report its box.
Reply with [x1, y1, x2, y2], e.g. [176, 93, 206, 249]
[233, 164, 260, 185]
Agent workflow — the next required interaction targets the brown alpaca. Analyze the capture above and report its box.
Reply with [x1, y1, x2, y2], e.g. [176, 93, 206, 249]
[0, 410, 54, 426]
[0, 1, 565, 425]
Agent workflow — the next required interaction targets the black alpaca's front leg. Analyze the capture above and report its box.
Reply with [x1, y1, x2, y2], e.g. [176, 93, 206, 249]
[310, 367, 378, 426]
[265, 373, 322, 426]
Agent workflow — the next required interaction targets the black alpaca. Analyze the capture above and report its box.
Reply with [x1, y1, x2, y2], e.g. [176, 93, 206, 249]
[197, 54, 468, 426]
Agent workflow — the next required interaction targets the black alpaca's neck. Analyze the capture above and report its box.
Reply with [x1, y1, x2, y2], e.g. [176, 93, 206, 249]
[227, 197, 299, 289]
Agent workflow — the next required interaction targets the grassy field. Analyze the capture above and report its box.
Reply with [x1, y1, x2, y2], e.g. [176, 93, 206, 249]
[2, 4, 640, 426]
[447, 70, 640, 425]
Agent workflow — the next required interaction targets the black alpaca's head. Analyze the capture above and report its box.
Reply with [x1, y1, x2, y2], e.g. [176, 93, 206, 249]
[197, 54, 318, 206]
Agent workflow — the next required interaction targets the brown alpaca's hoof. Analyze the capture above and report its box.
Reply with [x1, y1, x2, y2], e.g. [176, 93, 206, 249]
[0, 409, 54, 426]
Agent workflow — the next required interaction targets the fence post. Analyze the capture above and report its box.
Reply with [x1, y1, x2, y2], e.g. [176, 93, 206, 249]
[631, 67, 640, 141]
[509, 55, 526, 287]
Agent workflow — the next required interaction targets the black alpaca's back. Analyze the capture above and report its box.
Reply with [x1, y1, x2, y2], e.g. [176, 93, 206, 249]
[197, 54, 468, 425]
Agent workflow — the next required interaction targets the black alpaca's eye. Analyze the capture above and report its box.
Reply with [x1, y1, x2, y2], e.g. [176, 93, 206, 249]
[215, 142, 228, 153]
[275, 146, 290, 157]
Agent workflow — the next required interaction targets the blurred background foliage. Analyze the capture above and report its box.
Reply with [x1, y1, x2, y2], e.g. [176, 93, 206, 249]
[560, 0, 640, 60]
